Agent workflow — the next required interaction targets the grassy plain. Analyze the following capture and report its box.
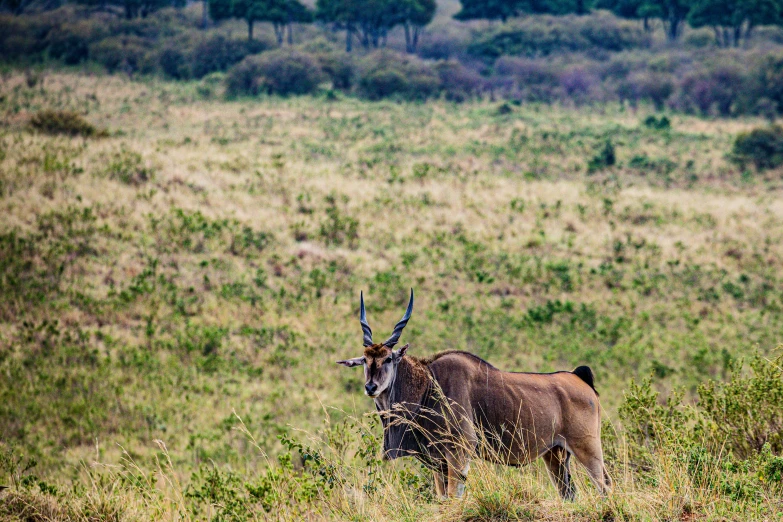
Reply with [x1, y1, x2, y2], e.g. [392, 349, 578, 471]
[1, 71, 782, 520]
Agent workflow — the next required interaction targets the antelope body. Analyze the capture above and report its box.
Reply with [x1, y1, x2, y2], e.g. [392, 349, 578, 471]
[338, 290, 611, 499]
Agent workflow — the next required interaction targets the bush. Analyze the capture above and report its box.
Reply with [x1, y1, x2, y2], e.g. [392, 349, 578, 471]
[30, 110, 105, 137]
[622, 350, 783, 463]
[90, 36, 150, 73]
[751, 54, 783, 117]
[0, 15, 51, 61]
[468, 13, 648, 60]
[698, 352, 783, 458]
[643, 115, 671, 130]
[731, 125, 783, 171]
[297, 38, 355, 90]
[158, 46, 190, 79]
[494, 56, 559, 101]
[673, 65, 746, 116]
[104, 148, 154, 185]
[112, 15, 175, 40]
[417, 27, 471, 60]
[684, 28, 716, 48]
[578, 12, 651, 52]
[226, 50, 323, 97]
[434, 60, 483, 102]
[358, 50, 439, 101]
[559, 65, 602, 103]
[316, 52, 355, 91]
[587, 140, 616, 173]
[46, 24, 97, 65]
[617, 71, 675, 110]
[189, 35, 270, 79]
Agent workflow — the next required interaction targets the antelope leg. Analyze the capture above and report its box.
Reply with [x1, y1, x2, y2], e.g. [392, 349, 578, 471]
[446, 459, 470, 498]
[433, 470, 447, 500]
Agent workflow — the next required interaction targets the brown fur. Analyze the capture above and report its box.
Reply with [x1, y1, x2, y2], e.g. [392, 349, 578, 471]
[363, 343, 390, 359]
[372, 350, 610, 500]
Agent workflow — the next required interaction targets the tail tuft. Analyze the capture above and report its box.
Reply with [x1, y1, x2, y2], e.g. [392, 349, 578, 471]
[573, 365, 598, 395]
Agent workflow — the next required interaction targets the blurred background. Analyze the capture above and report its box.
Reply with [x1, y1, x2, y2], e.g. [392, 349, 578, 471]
[2, 0, 783, 114]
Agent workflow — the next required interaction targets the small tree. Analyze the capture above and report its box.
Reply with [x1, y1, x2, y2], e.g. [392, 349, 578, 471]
[454, 0, 524, 22]
[595, 0, 656, 31]
[317, 0, 404, 51]
[689, 0, 783, 47]
[122, 0, 186, 18]
[210, 0, 312, 42]
[599, 0, 691, 40]
[399, 0, 435, 53]
[455, 0, 594, 22]
[72, 0, 185, 18]
[316, 0, 361, 52]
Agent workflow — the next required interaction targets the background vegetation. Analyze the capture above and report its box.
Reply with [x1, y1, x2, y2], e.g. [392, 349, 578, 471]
[2, 0, 783, 114]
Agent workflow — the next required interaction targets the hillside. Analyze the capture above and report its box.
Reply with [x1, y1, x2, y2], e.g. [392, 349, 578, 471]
[0, 71, 782, 520]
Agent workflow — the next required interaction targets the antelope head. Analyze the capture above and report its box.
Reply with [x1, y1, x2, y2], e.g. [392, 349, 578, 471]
[336, 289, 413, 398]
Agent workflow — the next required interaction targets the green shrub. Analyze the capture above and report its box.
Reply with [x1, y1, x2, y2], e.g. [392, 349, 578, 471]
[318, 193, 358, 248]
[358, 50, 439, 101]
[104, 148, 154, 185]
[684, 28, 716, 48]
[46, 26, 92, 65]
[360, 69, 409, 100]
[643, 115, 671, 130]
[494, 56, 560, 102]
[225, 56, 263, 97]
[620, 349, 783, 468]
[587, 140, 616, 173]
[698, 352, 783, 457]
[315, 52, 355, 90]
[90, 36, 149, 73]
[226, 50, 323, 97]
[731, 125, 783, 171]
[674, 65, 746, 116]
[468, 13, 648, 60]
[578, 12, 651, 52]
[434, 60, 483, 102]
[158, 46, 190, 79]
[0, 15, 51, 61]
[619, 72, 675, 111]
[30, 110, 105, 138]
[189, 35, 270, 79]
[751, 54, 783, 117]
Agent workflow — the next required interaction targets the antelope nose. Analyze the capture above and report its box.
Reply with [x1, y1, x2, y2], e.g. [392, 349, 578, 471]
[365, 382, 378, 395]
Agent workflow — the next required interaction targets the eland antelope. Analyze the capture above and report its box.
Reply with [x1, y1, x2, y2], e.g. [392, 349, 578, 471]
[337, 289, 611, 499]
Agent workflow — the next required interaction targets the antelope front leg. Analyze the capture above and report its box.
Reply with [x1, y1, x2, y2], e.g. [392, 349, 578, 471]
[447, 459, 470, 498]
[433, 470, 447, 500]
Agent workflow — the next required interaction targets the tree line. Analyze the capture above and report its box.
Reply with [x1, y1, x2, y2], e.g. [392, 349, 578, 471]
[2, 0, 782, 49]
[457, 0, 783, 45]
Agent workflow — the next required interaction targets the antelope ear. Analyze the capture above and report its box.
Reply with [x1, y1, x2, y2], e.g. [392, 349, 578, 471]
[336, 357, 364, 367]
[394, 344, 409, 359]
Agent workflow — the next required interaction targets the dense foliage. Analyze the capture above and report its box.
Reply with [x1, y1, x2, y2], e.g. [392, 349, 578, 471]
[2, 1, 783, 115]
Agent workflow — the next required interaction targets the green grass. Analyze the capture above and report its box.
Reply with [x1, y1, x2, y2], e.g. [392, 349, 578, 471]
[0, 71, 782, 520]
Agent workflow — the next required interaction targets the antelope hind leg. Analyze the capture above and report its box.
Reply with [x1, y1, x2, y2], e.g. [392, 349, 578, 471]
[542, 446, 576, 501]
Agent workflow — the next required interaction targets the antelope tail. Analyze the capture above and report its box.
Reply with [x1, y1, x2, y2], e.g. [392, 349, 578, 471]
[573, 365, 598, 396]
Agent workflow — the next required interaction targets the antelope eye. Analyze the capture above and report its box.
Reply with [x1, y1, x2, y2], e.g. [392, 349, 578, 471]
[384, 357, 392, 364]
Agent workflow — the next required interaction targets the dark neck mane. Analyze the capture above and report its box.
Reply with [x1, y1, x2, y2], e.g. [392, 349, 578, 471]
[376, 355, 433, 460]
[391, 356, 431, 407]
